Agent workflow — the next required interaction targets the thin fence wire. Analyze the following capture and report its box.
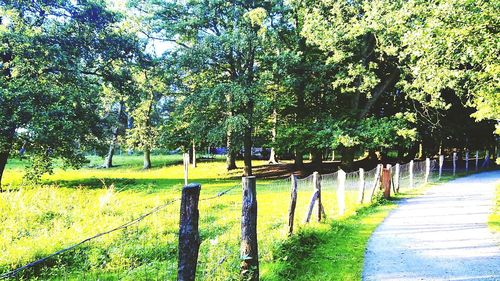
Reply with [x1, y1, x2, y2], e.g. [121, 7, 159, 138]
[0, 184, 241, 280]
[3, 156, 487, 280]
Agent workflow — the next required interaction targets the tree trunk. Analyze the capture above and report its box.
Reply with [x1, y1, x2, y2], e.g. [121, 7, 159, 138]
[0, 151, 8, 191]
[396, 147, 404, 162]
[243, 126, 253, 176]
[268, 109, 278, 164]
[226, 130, 237, 170]
[143, 148, 152, 169]
[0, 126, 15, 190]
[417, 143, 423, 159]
[341, 147, 356, 170]
[310, 149, 323, 167]
[294, 149, 303, 169]
[103, 128, 118, 168]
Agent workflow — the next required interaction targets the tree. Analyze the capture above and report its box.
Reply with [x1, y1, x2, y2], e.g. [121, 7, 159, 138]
[396, 0, 499, 134]
[0, 1, 138, 186]
[124, 57, 170, 169]
[135, 0, 280, 176]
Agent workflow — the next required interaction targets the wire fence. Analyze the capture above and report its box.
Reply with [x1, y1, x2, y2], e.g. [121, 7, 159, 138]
[0, 156, 492, 280]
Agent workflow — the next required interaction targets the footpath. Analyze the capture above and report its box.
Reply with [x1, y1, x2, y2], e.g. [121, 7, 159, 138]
[363, 171, 500, 281]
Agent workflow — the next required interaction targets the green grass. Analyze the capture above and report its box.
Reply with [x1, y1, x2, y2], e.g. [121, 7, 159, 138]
[2, 155, 378, 280]
[261, 200, 397, 281]
[0, 155, 457, 280]
[488, 183, 500, 233]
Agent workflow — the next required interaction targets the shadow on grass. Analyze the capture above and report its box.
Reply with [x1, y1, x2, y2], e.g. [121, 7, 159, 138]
[43, 177, 240, 193]
[262, 198, 397, 281]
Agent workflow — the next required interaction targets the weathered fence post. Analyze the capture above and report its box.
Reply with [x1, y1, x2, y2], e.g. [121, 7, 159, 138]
[183, 153, 189, 186]
[369, 164, 382, 201]
[482, 150, 490, 168]
[241, 176, 259, 280]
[453, 152, 457, 176]
[305, 172, 321, 223]
[192, 141, 196, 168]
[409, 160, 414, 189]
[394, 163, 400, 193]
[315, 172, 322, 221]
[381, 166, 391, 199]
[357, 168, 365, 204]
[475, 150, 479, 171]
[425, 158, 430, 183]
[465, 150, 469, 174]
[177, 183, 201, 281]
[337, 170, 346, 216]
[304, 181, 317, 222]
[439, 155, 444, 179]
[288, 175, 298, 236]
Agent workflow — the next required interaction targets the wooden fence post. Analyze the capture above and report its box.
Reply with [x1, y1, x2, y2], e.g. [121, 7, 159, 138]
[315, 172, 322, 221]
[337, 170, 346, 216]
[288, 175, 298, 236]
[192, 141, 196, 168]
[305, 172, 321, 223]
[453, 152, 457, 176]
[369, 164, 382, 201]
[482, 150, 490, 168]
[409, 160, 414, 189]
[183, 153, 189, 186]
[465, 150, 469, 174]
[357, 168, 365, 204]
[177, 183, 201, 281]
[425, 158, 430, 183]
[439, 155, 444, 179]
[475, 150, 479, 171]
[394, 163, 400, 193]
[241, 176, 259, 280]
[381, 167, 391, 199]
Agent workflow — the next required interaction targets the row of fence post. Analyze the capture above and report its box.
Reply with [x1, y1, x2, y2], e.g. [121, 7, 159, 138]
[439, 151, 489, 178]
[176, 156, 452, 280]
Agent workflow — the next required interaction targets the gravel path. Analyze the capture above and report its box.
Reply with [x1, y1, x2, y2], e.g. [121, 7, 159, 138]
[363, 171, 500, 281]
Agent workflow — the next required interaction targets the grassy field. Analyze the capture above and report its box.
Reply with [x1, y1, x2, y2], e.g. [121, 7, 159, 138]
[1, 155, 462, 280]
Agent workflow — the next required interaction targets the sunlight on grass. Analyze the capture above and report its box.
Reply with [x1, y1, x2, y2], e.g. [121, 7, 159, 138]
[2, 155, 373, 280]
[488, 183, 500, 233]
[0, 155, 450, 280]
[260, 200, 397, 281]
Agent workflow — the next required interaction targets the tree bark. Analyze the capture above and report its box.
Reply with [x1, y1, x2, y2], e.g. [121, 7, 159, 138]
[226, 130, 237, 170]
[103, 127, 118, 168]
[0, 151, 8, 191]
[294, 149, 303, 169]
[357, 70, 400, 119]
[341, 147, 356, 169]
[143, 148, 152, 169]
[0, 126, 15, 190]
[310, 149, 323, 167]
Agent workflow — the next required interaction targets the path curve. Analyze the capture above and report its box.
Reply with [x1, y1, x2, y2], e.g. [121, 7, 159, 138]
[363, 171, 500, 281]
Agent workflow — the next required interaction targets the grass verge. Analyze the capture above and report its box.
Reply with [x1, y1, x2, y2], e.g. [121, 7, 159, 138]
[488, 183, 500, 233]
[261, 199, 397, 281]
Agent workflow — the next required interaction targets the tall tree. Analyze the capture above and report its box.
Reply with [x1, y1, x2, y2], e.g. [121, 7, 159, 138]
[135, 0, 278, 176]
[0, 1, 138, 186]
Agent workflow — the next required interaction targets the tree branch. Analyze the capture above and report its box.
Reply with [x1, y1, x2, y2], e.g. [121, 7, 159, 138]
[358, 69, 400, 119]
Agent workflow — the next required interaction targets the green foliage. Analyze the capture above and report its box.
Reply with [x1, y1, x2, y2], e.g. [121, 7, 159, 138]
[0, 1, 141, 183]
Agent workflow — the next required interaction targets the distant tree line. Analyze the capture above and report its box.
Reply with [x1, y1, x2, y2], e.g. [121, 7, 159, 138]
[0, 0, 498, 186]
